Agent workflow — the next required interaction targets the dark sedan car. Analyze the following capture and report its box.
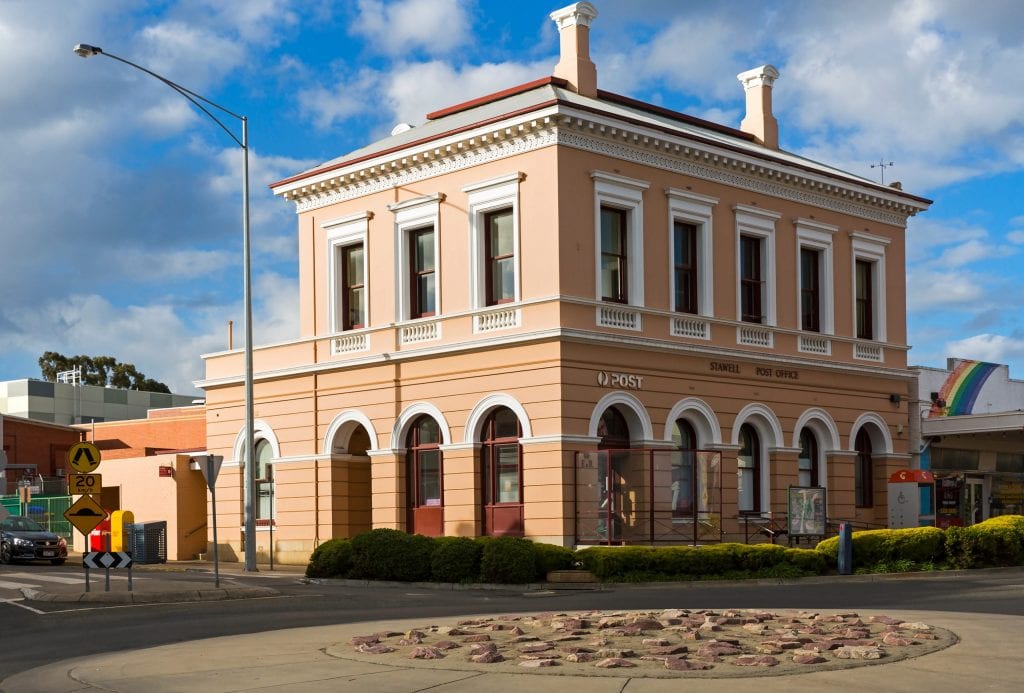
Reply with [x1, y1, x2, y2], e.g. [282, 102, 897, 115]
[0, 516, 68, 565]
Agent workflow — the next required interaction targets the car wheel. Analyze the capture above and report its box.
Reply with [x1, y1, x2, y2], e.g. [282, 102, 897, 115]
[0, 542, 11, 565]
[51, 559, 66, 566]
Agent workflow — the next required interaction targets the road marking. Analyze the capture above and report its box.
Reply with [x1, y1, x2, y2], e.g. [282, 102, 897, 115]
[0, 598, 45, 614]
[0, 580, 39, 590]
[3, 572, 82, 585]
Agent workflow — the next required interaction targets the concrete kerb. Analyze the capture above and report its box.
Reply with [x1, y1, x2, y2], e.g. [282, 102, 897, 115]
[19, 586, 278, 604]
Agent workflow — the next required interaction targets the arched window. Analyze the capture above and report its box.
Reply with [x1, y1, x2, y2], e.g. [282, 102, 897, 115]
[855, 428, 873, 508]
[671, 419, 697, 516]
[481, 407, 523, 536]
[255, 439, 274, 524]
[407, 416, 443, 535]
[597, 407, 630, 450]
[482, 408, 522, 505]
[798, 429, 819, 487]
[738, 424, 761, 513]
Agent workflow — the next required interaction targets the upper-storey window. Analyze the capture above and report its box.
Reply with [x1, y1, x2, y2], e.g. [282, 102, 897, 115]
[464, 172, 523, 309]
[341, 244, 366, 329]
[592, 171, 648, 306]
[389, 193, 443, 322]
[855, 259, 873, 339]
[801, 248, 820, 332]
[740, 235, 763, 323]
[325, 211, 371, 333]
[601, 206, 629, 303]
[485, 209, 515, 305]
[795, 219, 836, 335]
[410, 227, 436, 318]
[674, 221, 698, 314]
[734, 205, 779, 326]
[850, 231, 889, 342]
[666, 188, 717, 317]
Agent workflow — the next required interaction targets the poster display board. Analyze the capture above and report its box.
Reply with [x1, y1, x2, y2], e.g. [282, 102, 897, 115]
[787, 486, 826, 537]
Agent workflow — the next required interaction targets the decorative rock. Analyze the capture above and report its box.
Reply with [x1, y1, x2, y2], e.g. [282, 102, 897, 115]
[519, 643, 555, 654]
[433, 641, 460, 650]
[870, 615, 904, 626]
[463, 634, 492, 642]
[732, 655, 779, 667]
[835, 645, 884, 660]
[792, 653, 828, 665]
[756, 644, 784, 655]
[565, 652, 598, 663]
[648, 645, 688, 655]
[468, 643, 498, 656]
[802, 642, 839, 652]
[509, 626, 526, 636]
[405, 629, 425, 639]
[519, 658, 559, 668]
[630, 618, 664, 630]
[470, 651, 504, 664]
[882, 633, 917, 647]
[409, 647, 446, 660]
[642, 638, 671, 647]
[356, 644, 394, 654]
[595, 657, 636, 668]
[350, 634, 380, 646]
[511, 635, 540, 643]
[697, 643, 742, 657]
[904, 622, 933, 631]
[597, 648, 635, 658]
[665, 656, 713, 671]
[681, 631, 702, 640]
[561, 646, 595, 654]
[445, 628, 470, 636]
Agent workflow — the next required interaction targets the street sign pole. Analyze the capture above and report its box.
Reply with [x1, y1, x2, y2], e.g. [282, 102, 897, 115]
[206, 455, 221, 588]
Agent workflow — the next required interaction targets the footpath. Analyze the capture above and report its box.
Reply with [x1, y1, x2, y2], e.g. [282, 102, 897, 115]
[2, 561, 1023, 692]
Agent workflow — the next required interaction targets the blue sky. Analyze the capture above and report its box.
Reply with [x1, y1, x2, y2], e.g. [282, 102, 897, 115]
[1, 0, 1023, 394]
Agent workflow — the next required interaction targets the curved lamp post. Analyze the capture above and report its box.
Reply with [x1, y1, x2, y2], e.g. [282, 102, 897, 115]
[74, 44, 258, 572]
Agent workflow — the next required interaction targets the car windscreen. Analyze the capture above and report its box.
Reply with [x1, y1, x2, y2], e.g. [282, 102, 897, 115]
[3, 517, 46, 532]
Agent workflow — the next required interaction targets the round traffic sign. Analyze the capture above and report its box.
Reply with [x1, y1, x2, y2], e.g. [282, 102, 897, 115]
[67, 441, 102, 473]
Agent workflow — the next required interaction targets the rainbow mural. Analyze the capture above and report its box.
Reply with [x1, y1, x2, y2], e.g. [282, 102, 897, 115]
[928, 360, 1000, 417]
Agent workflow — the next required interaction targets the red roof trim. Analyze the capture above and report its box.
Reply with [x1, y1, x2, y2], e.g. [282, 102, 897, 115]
[597, 89, 755, 141]
[426, 76, 568, 120]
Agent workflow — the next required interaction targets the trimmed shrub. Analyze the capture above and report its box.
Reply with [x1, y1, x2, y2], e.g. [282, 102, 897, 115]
[479, 536, 539, 584]
[735, 543, 787, 570]
[430, 536, 482, 583]
[783, 547, 828, 574]
[531, 542, 575, 576]
[816, 526, 946, 569]
[945, 515, 1024, 568]
[350, 528, 435, 581]
[305, 538, 353, 578]
[575, 546, 658, 580]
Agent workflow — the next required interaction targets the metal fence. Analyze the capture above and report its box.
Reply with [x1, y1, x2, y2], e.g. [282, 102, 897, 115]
[0, 494, 73, 540]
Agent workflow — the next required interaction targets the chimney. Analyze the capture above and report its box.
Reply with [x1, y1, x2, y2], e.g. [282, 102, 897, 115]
[550, 2, 599, 98]
[737, 64, 780, 149]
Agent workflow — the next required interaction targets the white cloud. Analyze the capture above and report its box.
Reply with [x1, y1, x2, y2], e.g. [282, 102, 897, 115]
[352, 0, 470, 56]
[945, 333, 1024, 366]
[1008, 230, 1024, 244]
[906, 269, 985, 311]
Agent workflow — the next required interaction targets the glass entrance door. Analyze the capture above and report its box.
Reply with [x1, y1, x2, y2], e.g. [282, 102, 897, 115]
[965, 477, 986, 526]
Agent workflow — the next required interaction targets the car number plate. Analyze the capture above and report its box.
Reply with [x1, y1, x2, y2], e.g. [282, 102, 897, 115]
[42, 550, 55, 557]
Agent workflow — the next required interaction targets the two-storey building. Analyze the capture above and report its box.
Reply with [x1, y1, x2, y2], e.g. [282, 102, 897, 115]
[200, 2, 931, 564]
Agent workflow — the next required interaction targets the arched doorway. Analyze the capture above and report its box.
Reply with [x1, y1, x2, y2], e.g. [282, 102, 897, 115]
[481, 407, 523, 536]
[596, 406, 634, 542]
[738, 424, 762, 514]
[407, 416, 443, 536]
[798, 428, 820, 488]
[255, 439, 274, 527]
[855, 428, 873, 508]
[671, 419, 698, 517]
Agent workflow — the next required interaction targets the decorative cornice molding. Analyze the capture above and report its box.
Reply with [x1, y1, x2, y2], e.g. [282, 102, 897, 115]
[277, 104, 926, 225]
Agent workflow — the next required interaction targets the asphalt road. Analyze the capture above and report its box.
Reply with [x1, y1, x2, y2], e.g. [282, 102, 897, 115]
[1, 565, 1023, 683]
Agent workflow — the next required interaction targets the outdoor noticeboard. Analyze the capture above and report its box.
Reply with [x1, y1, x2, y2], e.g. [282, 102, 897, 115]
[67, 442, 102, 474]
[64, 493, 108, 535]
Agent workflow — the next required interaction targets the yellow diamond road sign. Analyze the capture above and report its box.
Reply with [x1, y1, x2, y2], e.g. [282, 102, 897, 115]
[64, 494, 108, 535]
[67, 441, 102, 473]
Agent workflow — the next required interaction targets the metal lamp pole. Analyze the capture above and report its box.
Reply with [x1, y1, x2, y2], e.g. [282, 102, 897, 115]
[74, 44, 258, 572]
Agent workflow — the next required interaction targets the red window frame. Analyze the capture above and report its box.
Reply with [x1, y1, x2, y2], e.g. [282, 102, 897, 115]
[855, 259, 873, 340]
[800, 247, 820, 332]
[738, 424, 761, 514]
[600, 206, 628, 304]
[409, 227, 435, 319]
[673, 221, 698, 314]
[341, 243, 365, 330]
[740, 235, 764, 323]
[484, 208, 515, 306]
[855, 428, 873, 507]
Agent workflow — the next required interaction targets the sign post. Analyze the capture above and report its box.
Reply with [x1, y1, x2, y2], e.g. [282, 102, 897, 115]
[65, 442, 104, 592]
[199, 455, 223, 588]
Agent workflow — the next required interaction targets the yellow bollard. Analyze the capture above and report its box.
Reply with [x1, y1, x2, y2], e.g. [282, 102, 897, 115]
[110, 510, 135, 552]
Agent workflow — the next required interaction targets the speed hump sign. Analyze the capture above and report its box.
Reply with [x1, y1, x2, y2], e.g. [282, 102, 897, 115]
[67, 442, 102, 473]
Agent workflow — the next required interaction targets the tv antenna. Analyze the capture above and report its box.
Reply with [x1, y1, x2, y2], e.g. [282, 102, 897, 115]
[871, 158, 894, 184]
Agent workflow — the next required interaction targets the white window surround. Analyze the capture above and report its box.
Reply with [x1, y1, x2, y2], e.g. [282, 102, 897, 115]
[592, 170, 649, 306]
[324, 212, 371, 334]
[734, 204, 780, 326]
[666, 188, 717, 317]
[795, 218, 837, 335]
[389, 193, 444, 322]
[850, 230, 889, 342]
[463, 172, 524, 309]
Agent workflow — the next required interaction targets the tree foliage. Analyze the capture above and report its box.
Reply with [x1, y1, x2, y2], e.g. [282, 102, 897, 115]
[38, 351, 171, 393]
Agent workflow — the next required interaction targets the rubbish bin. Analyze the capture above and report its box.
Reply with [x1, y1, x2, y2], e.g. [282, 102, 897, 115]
[89, 517, 111, 551]
[837, 522, 853, 575]
[126, 521, 167, 564]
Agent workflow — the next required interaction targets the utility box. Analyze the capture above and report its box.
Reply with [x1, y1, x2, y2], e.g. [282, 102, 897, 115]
[888, 469, 936, 528]
[126, 521, 167, 564]
[110, 510, 135, 552]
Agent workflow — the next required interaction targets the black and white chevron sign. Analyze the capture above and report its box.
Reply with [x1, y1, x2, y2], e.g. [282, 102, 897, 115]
[83, 551, 133, 569]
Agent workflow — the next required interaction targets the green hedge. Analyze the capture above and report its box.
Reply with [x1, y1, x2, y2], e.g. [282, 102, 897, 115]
[480, 536, 539, 584]
[305, 538, 353, 578]
[349, 528, 434, 581]
[945, 515, 1024, 568]
[430, 536, 482, 583]
[816, 526, 946, 566]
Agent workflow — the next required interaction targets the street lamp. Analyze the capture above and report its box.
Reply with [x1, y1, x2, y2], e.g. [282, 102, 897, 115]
[74, 43, 258, 572]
